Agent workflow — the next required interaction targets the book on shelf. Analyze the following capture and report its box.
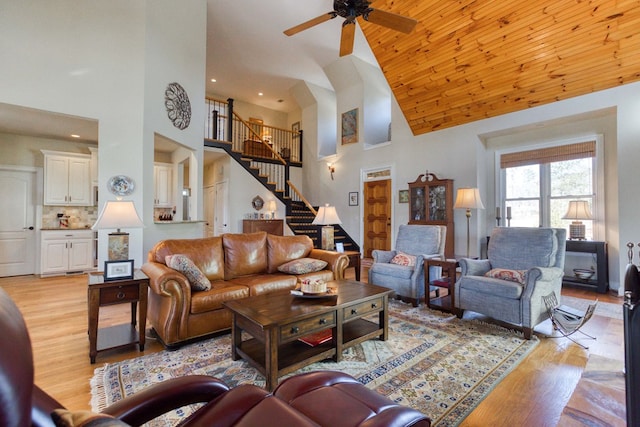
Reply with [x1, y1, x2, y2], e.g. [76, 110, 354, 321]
[431, 278, 451, 286]
[298, 329, 332, 347]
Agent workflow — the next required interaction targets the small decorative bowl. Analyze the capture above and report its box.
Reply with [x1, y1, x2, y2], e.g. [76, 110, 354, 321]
[573, 268, 595, 280]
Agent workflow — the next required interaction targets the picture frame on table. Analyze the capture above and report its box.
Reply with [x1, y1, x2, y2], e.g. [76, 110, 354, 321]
[336, 242, 345, 253]
[104, 260, 134, 281]
[349, 191, 358, 206]
[398, 189, 409, 203]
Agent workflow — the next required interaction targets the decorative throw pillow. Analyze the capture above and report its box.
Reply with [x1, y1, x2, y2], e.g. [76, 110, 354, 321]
[485, 268, 527, 285]
[165, 254, 212, 291]
[390, 251, 417, 267]
[277, 257, 328, 275]
[51, 409, 129, 427]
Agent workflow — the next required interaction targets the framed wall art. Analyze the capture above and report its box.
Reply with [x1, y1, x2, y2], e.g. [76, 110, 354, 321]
[399, 189, 409, 203]
[341, 108, 358, 144]
[104, 260, 134, 281]
[349, 191, 359, 206]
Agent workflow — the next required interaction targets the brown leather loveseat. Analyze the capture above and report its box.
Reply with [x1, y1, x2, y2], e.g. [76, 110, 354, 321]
[142, 232, 349, 348]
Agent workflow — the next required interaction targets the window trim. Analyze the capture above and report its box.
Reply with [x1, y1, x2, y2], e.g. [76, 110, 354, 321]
[495, 134, 605, 240]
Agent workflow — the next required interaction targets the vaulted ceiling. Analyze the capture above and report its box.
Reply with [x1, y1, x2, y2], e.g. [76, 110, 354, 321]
[360, 0, 640, 135]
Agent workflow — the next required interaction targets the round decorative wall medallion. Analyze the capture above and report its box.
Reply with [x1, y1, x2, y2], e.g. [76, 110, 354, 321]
[107, 175, 135, 196]
[164, 82, 191, 130]
[252, 195, 264, 211]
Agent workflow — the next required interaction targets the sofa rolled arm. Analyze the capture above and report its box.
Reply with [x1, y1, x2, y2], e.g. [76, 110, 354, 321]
[309, 249, 349, 280]
[459, 258, 491, 276]
[142, 262, 192, 298]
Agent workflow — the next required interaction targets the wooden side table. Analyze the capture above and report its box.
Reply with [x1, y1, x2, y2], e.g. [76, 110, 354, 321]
[342, 250, 361, 281]
[424, 257, 461, 315]
[88, 269, 149, 363]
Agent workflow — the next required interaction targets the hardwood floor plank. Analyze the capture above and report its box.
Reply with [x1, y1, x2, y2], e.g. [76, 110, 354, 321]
[0, 266, 625, 424]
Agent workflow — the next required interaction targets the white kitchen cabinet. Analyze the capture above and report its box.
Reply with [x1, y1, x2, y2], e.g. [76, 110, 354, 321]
[41, 229, 94, 276]
[42, 150, 92, 206]
[154, 163, 173, 207]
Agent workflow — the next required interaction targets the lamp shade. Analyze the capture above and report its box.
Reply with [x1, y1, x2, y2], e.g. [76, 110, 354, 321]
[92, 200, 144, 230]
[266, 200, 277, 212]
[312, 204, 342, 225]
[562, 200, 592, 220]
[453, 188, 485, 210]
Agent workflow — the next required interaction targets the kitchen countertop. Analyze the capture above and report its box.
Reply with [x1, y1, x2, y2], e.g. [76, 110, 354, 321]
[41, 227, 93, 231]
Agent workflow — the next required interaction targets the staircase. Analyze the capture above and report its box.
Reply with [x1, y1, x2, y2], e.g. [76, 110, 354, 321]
[205, 138, 359, 252]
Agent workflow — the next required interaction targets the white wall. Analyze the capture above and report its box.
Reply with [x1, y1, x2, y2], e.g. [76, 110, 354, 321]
[0, 0, 207, 267]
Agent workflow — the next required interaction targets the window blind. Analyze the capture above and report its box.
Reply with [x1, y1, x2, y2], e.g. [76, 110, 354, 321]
[500, 141, 595, 169]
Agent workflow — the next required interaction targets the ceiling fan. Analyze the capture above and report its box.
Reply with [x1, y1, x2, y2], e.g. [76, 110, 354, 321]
[284, 0, 418, 57]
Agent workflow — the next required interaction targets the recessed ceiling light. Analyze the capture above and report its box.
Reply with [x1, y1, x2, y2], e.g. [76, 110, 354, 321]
[71, 134, 80, 138]
[210, 78, 217, 83]
[258, 92, 263, 96]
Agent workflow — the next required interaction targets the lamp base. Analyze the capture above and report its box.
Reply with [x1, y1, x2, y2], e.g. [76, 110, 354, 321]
[569, 221, 586, 240]
[108, 232, 130, 261]
[320, 226, 335, 251]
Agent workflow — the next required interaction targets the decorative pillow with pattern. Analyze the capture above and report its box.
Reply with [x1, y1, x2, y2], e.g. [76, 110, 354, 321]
[165, 254, 212, 291]
[390, 251, 417, 267]
[277, 257, 328, 275]
[485, 268, 527, 285]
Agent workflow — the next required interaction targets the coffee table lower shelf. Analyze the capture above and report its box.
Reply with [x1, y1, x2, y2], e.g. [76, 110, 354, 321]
[236, 319, 382, 382]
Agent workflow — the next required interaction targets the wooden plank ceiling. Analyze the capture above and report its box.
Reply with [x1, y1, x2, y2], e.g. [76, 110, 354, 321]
[360, 0, 640, 135]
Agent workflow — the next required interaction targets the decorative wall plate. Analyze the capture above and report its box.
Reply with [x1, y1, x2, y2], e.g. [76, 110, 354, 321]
[107, 175, 135, 196]
[164, 82, 191, 130]
[252, 195, 264, 211]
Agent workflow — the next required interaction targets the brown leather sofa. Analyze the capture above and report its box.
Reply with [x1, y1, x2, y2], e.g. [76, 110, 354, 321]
[142, 232, 350, 348]
[1, 287, 431, 427]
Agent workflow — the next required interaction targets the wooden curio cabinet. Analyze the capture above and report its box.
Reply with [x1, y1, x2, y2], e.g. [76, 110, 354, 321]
[408, 173, 455, 258]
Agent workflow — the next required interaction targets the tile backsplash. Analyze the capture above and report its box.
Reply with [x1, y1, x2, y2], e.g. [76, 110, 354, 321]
[42, 206, 98, 229]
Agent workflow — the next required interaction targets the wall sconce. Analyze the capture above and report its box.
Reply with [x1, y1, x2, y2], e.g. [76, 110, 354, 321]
[92, 200, 144, 260]
[327, 163, 335, 180]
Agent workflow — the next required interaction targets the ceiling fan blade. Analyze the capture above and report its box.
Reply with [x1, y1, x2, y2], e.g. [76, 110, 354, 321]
[339, 21, 356, 57]
[364, 8, 417, 34]
[284, 12, 337, 36]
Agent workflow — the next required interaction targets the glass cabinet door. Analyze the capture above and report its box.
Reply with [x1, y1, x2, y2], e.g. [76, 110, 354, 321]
[428, 185, 447, 221]
[410, 187, 426, 221]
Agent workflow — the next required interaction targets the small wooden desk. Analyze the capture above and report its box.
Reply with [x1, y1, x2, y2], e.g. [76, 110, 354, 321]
[87, 269, 148, 363]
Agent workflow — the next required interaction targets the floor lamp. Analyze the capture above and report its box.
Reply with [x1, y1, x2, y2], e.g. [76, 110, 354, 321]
[92, 200, 144, 261]
[454, 188, 485, 257]
[312, 204, 342, 250]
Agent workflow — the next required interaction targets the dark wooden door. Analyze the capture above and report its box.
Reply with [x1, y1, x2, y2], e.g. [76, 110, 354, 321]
[363, 179, 391, 258]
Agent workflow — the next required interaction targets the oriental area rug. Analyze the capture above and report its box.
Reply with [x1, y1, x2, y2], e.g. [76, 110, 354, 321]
[91, 301, 539, 426]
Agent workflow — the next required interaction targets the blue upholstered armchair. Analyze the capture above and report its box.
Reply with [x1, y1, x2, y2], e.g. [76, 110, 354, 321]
[455, 227, 567, 339]
[368, 224, 446, 306]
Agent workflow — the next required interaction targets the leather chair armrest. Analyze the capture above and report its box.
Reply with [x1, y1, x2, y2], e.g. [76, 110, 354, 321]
[32, 385, 63, 427]
[459, 258, 491, 276]
[102, 376, 230, 426]
[308, 249, 349, 280]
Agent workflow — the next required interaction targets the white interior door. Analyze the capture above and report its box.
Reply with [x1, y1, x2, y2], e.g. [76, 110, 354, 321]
[0, 168, 37, 276]
[204, 185, 215, 237]
[214, 180, 229, 235]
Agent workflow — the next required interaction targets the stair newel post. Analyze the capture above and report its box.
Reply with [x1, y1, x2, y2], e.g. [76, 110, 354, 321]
[226, 98, 234, 142]
[299, 129, 303, 163]
[212, 110, 218, 140]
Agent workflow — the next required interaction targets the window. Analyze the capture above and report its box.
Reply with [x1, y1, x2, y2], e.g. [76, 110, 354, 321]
[498, 138, 599, 239]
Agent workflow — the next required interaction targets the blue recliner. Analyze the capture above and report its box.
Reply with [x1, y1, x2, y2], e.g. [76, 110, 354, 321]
[368, 224, 446, 306]
[455, 227, 567, 339]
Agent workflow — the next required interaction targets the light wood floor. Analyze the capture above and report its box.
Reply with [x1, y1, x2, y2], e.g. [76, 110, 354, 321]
[0, 268, 624, 426]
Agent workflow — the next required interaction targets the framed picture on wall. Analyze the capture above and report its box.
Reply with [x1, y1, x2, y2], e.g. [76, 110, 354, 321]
[349, 191, 358, 206]
[399, 189, 409, 203]
[341, 108, 358, 144]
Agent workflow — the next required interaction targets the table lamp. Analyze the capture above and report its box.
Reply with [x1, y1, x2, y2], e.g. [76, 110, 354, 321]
[454, 188, 485, 257]
[563, 200, 592, 240]
[92, 200, 144, 260]
[266, 200, 277, 219]
[312, 204, 342, 250]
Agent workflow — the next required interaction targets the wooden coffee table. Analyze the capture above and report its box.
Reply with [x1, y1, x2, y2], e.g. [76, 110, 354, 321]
[223, 280, 392, 391]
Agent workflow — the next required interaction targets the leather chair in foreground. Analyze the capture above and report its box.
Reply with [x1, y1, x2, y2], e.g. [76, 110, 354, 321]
[0, 287, 430, 427]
